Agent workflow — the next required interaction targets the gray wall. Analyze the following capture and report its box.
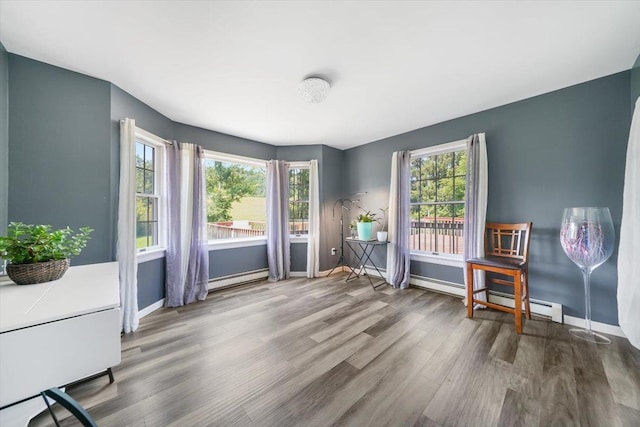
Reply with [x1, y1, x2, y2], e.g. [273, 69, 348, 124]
[344, 71, 631, 325]
[0, 43, 8, 239]
[8, 54, 112, 265]
[320, 145, 345, 272]
[209, 245, 268, 278]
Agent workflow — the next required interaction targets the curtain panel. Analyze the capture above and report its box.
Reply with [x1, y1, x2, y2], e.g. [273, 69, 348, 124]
[386, 150, 411, 289]
[306, 160, 320, 278]
[165, 142, 209, 307]
[618, 97, 640, 349]
[117, 118, 140, 333]
[463, 133, 488, 306]
[267, 160, 290, 281]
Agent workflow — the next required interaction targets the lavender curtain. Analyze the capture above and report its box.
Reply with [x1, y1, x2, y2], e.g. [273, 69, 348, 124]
[386, 150, 411, 288]
[463, 133, 488, 305]
[266, 160, 290, 281]
[165, 142, 209, 307]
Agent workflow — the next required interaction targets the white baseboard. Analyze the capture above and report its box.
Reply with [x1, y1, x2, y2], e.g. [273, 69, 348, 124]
[410, 276, 563, 322]
[563, 315, 626, 338]
[208, 269, 269, 291]
[291, 268, 346, 278]
[139, 299, 165, 319]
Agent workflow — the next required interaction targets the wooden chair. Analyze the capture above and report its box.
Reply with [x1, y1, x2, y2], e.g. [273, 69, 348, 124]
[466, 222, 533, 334]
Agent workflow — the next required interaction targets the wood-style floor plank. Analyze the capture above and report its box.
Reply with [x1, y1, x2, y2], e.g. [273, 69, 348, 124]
[28, 275, 640, 427]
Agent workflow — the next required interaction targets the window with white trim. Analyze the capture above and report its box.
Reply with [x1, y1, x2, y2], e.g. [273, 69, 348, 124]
[135, 131, 166, 251]
[410, 140, 467, 257]
[289, 165, 310, 236]
[204, 152, 267, 241]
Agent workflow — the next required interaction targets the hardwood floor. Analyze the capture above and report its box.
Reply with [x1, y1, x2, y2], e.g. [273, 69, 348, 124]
[30, 275, 640, 426]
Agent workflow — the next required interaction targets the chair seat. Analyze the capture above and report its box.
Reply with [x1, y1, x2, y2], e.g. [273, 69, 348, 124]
[467, 256, 526, 270]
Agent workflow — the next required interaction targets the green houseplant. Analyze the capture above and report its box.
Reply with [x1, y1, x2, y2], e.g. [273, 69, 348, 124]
[356, 210, 376, 241]
[0, 222, 93, 285]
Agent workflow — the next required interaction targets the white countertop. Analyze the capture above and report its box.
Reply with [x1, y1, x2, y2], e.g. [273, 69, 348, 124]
[0, 262, 120, 333]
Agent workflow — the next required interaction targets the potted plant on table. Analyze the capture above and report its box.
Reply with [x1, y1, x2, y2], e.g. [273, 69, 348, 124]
[356, 210, 377, 241]
[0, 222, 93, 285]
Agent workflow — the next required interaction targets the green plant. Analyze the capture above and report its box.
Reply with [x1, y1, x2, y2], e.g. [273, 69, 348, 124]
[356, 210, 377, 223]
[0, 222, 93, 265]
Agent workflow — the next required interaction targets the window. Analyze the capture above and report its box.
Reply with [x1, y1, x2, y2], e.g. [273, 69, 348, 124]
[204, 152, 267, 241]
[135, 130, 165, 251]
[289, 166, 310, 236]
[410, 140, 467, 257]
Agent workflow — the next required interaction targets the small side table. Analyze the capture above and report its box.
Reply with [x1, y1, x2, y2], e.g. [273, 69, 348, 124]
[344, 238, 388, 290]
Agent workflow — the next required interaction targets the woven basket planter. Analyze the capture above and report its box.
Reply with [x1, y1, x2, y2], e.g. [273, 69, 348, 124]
[6, 259, 70, 285]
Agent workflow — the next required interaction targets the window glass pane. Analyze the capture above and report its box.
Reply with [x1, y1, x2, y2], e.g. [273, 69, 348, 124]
[288, 168, 310, 235]
[423, 156, 436, 179]
[136, 142, 144, 168]
[144, 170, 154, 194]
[136, 197, 147, 222]
[136, 222, 149, 249]
[422, 179, 435, 201]
[136, 168, 145, 194]
[145, 145, 154, 170]
[436, 153, 452, 178]
[410, 147, 466, 255]
[454, 175, 465, 201]
[437, 177, 453, 202]
[149, 197, 158, 221]
[205, 159, 267, 240]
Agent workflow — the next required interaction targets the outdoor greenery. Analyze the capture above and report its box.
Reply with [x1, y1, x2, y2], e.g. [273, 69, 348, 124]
[205, 160, 266, 223]
[410, 150, 466, 220]
[0, 222, 93, 265]
[136, 142, 157, 249]
[289, 168, 310, 230]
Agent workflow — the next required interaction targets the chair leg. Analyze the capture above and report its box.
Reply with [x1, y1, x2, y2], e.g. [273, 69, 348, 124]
[466, 263, 474, 319]
[514, 272, 522, 334]
[523, 270, 531, 320]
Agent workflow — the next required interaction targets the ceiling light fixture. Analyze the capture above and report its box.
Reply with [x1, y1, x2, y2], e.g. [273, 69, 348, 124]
[299, 77, 330, 103]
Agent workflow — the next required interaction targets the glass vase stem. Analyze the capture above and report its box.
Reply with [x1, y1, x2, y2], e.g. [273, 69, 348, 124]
[582, 268, 592, 333]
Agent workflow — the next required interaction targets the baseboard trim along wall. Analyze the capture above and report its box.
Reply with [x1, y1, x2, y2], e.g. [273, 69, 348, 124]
[563, 315, 626, 338]
[363, 266, 563, 323]
[139, 299, 165, 319]
[208, 269, 269, 291]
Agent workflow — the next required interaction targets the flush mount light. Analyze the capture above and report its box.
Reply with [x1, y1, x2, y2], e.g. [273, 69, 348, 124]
[299, 77, 330, 103]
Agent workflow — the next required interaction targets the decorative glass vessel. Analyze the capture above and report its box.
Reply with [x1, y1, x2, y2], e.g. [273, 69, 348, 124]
[560, 207, 615, 344]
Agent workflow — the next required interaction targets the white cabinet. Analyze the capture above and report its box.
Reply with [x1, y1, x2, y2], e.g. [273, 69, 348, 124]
[0, 262, 121, 426]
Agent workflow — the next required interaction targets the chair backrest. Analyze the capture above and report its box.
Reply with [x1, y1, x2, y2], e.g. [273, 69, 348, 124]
[484, 222, 533, 262]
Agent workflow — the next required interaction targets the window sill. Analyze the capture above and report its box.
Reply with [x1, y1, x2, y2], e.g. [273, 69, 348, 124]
[137, 248, 166, 263]
[410, 252, 464, 268]
[290, 236, 308, 243]
[207, 237, 267, 251]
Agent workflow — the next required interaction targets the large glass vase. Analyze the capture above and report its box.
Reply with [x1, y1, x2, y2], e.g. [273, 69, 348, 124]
[560, 207, 615, 344]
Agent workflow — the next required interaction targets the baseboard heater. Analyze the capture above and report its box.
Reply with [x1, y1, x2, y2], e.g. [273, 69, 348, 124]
[207, 268, 269, 291]
[362, 265, 563, 323]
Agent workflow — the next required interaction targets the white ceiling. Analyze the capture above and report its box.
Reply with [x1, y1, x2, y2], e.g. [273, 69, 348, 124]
[1, 1, 640, 149]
